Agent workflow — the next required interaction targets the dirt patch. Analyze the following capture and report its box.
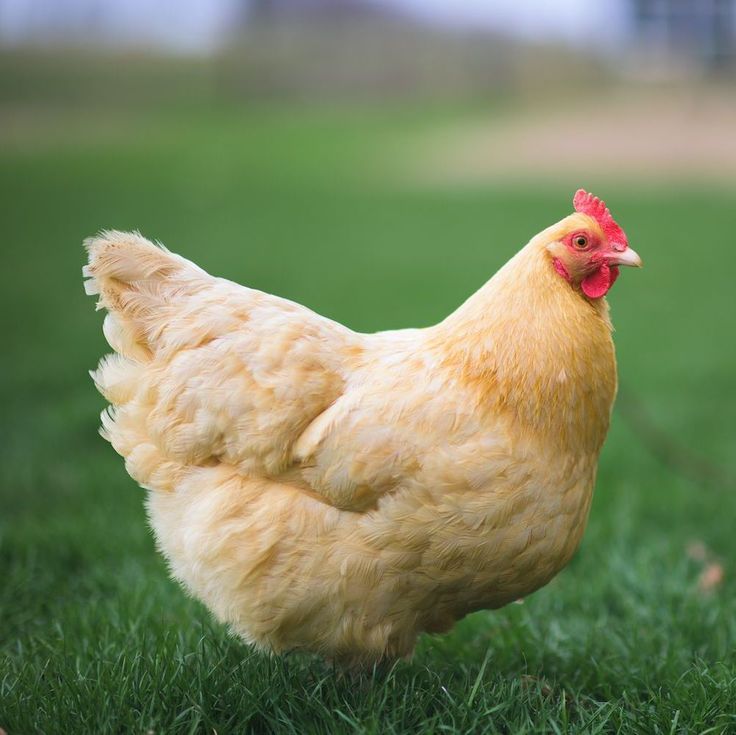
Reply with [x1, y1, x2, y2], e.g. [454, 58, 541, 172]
[410, 87, 736, 187]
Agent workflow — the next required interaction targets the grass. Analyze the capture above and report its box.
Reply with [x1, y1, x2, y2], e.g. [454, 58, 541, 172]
[1, 52, 736, 733]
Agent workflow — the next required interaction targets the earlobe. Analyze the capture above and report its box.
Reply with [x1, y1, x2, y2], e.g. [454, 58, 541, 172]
[552, 257, 572, 283]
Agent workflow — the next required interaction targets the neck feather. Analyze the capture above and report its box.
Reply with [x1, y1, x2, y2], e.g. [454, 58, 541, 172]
[433, 238, 617, 453]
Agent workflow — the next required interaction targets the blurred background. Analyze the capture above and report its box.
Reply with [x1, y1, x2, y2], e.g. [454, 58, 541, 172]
[2, 0, 735, 730]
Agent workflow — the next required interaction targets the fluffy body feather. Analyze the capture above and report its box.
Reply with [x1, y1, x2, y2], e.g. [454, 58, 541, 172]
[85, 200, 630, 664]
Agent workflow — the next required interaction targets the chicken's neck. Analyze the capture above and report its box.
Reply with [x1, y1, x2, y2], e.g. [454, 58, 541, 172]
[434, 239, 617, 454]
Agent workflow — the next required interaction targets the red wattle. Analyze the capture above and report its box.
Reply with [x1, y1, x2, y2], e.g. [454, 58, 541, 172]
[581, 264, 613, 299]
[609, 265, 620, 288]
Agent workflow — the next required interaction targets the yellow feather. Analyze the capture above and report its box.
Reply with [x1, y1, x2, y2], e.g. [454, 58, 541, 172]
[86, 213, 621, 665]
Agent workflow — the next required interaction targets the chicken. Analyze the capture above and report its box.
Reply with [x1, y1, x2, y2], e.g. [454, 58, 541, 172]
[84, 189, 641, 664]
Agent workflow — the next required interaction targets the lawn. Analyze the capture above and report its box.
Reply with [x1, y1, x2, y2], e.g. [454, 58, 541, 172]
[1, 52, 736, 734]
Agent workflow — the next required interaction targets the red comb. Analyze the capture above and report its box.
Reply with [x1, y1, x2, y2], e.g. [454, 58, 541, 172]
[573, 189, 627, 248]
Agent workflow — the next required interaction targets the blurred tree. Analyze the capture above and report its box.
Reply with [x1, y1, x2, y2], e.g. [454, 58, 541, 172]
[248, 0, 273, 23]
[630, 0, 735, 75]
[712, 0, 735, 71]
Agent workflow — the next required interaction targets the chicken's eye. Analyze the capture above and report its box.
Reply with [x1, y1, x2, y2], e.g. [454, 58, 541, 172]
[573, 234, 588, 249]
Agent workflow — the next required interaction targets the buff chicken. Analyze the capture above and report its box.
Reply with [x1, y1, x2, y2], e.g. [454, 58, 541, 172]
[84, 189, 641, 664]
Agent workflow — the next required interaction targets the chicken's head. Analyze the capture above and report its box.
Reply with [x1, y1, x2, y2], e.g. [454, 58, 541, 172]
[547, 189, 641, 299]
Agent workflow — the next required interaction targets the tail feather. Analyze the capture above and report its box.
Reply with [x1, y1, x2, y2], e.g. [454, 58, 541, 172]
[83, 230, 208, 361]
[84, 229, 192, 286]
[84, 229, 258, 491]
[89, 353, 144, 404]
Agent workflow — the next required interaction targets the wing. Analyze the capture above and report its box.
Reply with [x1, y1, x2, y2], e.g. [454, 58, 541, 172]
[291, 342, 493, 512]
[85, 231, 361, 488]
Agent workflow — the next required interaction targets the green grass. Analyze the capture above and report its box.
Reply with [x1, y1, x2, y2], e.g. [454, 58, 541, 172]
[2, 55, 736, 733]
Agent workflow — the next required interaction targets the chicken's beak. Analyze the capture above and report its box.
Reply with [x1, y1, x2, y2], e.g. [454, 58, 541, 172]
[609, 247, 642, 268]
